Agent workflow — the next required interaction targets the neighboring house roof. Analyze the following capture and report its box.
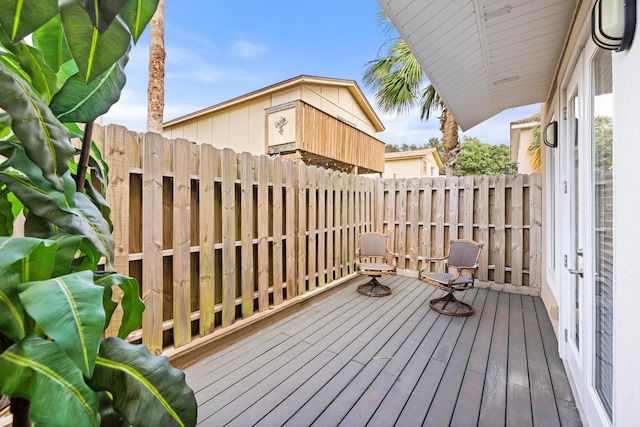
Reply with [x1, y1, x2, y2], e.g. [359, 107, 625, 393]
[385, 148, 444, 169]
[379, 0, 576, 130]
[163, 74, 385, 132]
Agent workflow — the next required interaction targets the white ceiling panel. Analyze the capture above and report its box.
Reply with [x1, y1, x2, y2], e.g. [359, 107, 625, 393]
[379, 0, 578, 130]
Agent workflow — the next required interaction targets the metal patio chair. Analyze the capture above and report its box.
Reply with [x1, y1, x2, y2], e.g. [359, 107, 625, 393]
[355, 233, 398, 297]
[418, 239, 483, 316]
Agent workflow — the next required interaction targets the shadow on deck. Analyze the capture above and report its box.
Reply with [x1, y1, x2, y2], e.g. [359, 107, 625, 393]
[185, 275, 582, 426]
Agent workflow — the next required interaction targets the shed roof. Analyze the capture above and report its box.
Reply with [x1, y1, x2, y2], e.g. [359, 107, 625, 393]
[378, 0, 577, 130]
[164, 75, 385, 132]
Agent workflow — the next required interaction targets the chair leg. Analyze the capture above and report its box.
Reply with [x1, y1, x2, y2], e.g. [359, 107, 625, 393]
[429, 291, 473, 316]
[357, 276, 391, 297]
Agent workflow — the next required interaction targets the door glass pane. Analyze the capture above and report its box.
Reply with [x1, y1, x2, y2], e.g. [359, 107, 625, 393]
[569, 91, 580, 350]
[593, 48, 613, 419]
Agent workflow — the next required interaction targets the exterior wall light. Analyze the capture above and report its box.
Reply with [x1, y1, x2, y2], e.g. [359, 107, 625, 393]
[543, 121, 558, 148]
[592, 0, 636, 51]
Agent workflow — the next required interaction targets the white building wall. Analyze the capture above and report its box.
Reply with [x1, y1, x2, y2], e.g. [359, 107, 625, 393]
[612, 44, 640, 427]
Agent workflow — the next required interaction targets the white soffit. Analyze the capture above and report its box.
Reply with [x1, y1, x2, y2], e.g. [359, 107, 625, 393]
[378, 0, 577, 130]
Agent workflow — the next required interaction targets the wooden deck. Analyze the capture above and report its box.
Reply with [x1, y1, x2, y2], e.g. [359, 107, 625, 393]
[184, 276, 582, 426]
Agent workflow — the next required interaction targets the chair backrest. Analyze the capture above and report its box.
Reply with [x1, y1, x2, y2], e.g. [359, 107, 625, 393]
[359, 233, 389, 258]
[447, 239, 483, 269]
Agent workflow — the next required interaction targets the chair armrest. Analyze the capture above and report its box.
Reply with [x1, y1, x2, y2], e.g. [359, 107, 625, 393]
[386, 250, 399, 268]
[417, 255, 449, 272]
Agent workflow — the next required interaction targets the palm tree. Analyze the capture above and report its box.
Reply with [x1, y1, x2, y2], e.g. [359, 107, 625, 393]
[363, 11, 460, 175]
[527, 114, 541, 172]
[147, 0, 165, 133]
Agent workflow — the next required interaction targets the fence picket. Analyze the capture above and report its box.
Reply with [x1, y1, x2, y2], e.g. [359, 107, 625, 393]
[240, 152, 254, 318]
[141, 132, 164, 354]
[317, 168, 326, 287]
[272, 157, 284, 302]
[221, 148, 236, 327]
[172, 138, 192, 347]
[511, 174, 524, 286]
[103, 125, 130, 338]
[258, 155, 270, 310]
[307, 166, 317, 291]
[494, 175, 506, 284]
[199, 144, 216, 335]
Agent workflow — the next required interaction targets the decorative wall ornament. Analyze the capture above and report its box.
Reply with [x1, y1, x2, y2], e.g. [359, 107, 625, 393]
[275, 116, 288, 135]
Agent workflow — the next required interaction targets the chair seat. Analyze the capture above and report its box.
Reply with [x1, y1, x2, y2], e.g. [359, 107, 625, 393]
[420, 272, 473, 289]
[359, 262, 396, 273]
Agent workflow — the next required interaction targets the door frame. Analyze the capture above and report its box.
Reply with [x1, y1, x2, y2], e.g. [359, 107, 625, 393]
[558, 39, 612, 427]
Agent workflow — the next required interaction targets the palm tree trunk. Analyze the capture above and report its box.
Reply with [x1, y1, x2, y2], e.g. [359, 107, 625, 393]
[147, 0, 165, 134]
[440, 107, 459, 176]
[11, 397, 30, 427]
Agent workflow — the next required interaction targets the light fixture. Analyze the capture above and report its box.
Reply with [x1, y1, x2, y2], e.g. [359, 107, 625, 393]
[543, 121, 557, 148]
[592, 0, 636, 51]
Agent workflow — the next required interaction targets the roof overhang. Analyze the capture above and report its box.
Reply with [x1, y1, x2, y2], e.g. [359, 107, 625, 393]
[378, 0, 578, 131]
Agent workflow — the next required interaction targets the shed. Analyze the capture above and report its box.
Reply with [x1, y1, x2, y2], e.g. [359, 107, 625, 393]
[163, 75, 386, 174]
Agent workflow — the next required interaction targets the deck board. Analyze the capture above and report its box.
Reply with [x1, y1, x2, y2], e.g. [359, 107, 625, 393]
[185, 275, 582, 426]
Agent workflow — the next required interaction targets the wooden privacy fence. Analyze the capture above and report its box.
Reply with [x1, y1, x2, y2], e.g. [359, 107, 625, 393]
[92, 124, 541, 356]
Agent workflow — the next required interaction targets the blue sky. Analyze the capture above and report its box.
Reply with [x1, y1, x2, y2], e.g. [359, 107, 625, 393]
[103, 0, 539, 147]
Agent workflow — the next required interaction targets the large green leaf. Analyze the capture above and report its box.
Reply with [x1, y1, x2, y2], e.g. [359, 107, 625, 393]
[0, 334, 100, 427]
[87, 338, 197, 427]
[50, 50, 129, 123]
[50, 234, 100, 277]
[94, 272, 144, 339]
[32, 15, 73, 72]
[18, 270, 105, 376]
[119, 0, 160, 43]
[80, 0, 128, 34]
[97, 391, 129, 426]
[0, 63, 75, 191]
[60, 0, 130, 83]
[0, 186, 21, 236]
[0, 236, 57, 278]
[90, 139, 110, 188]
[0, 171, 114, 263]
[0, 138, 76, 209]
[0, 30, 59, 103]
[0, 270, 25, 341]
[0, 51, 32, 85]
[0, 140, 114, 264]
[74, 191, 115, 267]
[0, 0, 58, 42]
[23, 210, 58, 238]
[84, 177, 113, 232]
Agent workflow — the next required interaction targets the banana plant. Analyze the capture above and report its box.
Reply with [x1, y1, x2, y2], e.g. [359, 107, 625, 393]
[0, 1, 197, 426]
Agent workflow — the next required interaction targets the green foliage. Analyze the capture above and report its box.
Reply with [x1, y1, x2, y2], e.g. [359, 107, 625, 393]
[0, 1, 197, 425]
[527, 114, 541, 172]
[454, 137, 511, 176]
[595, 115, 612, 169]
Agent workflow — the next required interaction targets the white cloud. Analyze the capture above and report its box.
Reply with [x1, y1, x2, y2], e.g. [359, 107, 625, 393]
[376, 113, 440, 147]
[102, 87, 203, 132]
[230, 41, 268, 59]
